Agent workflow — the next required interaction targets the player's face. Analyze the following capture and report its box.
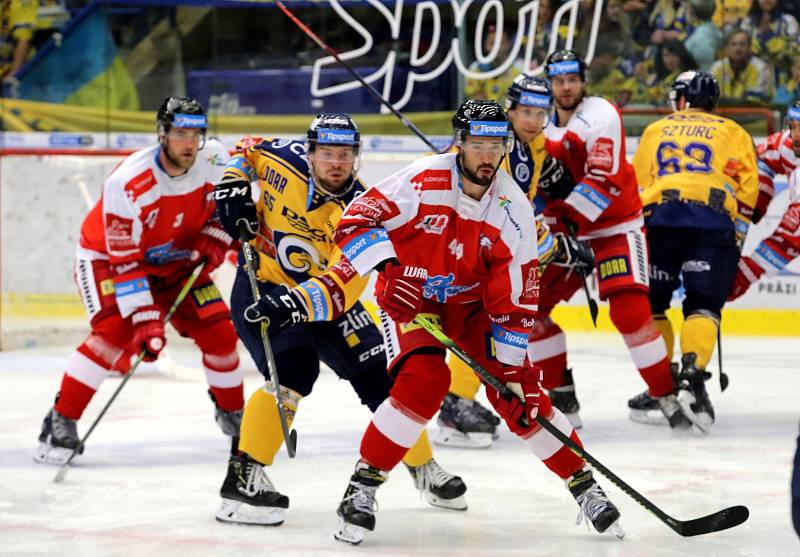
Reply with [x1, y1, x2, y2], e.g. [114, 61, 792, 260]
[162, 128, 203, 171]
[508, 105, 548, 143]
[789, 121, 800, 155]
[550, 73, 584, 111]
[310, 145, 356, 192]
[460, 136, 506, 185]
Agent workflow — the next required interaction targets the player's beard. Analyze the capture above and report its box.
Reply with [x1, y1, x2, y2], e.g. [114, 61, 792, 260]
[461, 161, 497, 187]
[163, 143, 197, 171]
[556, 89, 584, 112]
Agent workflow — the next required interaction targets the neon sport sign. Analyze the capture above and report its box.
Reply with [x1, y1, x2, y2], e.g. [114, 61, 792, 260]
[310, 0, 604, 113]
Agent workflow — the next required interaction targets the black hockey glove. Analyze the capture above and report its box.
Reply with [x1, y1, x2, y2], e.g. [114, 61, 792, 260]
[214, 179, 259, 241]
[244, 284, 308, 335]
[538, 156, 575, 201]
[552, 232, 595, 270]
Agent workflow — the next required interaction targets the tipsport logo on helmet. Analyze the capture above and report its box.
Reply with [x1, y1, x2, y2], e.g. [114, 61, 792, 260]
[311, 0, 599, 113]
[317, 128, 357, 145]
[173, 113, 207, 128]
[469, 121, 509, 137]
[519, 92, 551, 108]
[547, 61, 581, 76]
[789, 107, 800, 121]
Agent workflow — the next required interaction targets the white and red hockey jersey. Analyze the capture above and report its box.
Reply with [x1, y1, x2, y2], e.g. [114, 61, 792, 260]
[749, 168, 800, 275]
[543, 95, 643, 238]
[755, 130, 800, 223]
[335, 153, 539, 366]
[78, 140, 228, 317]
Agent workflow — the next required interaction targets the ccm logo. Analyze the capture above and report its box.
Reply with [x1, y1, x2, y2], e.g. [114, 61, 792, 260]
[214, 185, 249, 199]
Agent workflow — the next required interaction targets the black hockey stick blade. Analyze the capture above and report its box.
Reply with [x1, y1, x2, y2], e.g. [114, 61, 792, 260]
[579, 269, 598, 327]
[672, 505, 749, 537]
[719, 371, 730, 392]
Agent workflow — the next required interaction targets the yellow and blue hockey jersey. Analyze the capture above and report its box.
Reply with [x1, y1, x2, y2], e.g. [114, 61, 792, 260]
[634, 109, 759, 236]
[223, 137, 368, 322]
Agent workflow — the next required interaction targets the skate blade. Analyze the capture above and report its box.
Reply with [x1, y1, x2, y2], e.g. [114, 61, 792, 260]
[215, 498, 285, 526]
[424, 492, 467, 511]
[606, 520, 625, 540]
[433, 427, 492, 449]
[333, 517, 368, 545]
[628, 409, 669, 426]
[33, 443, 73, 465]
[676, 392, 714, 434]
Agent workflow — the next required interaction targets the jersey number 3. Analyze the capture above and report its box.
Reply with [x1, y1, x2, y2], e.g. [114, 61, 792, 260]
[656, 141, 713, 176]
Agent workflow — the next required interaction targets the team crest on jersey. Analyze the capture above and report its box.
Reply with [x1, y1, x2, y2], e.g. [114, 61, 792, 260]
[514, 162, 530, 183]
[423, 273, 479, 302]
[598, 255, 630, 280]
[588, 138, 614, 172]
[106, 216, 134, 252]
[414, 214, 449, 235]
[144, 241, 191, 266]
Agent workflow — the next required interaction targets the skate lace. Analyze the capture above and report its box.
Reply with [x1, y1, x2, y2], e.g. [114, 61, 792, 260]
[574, 483, 612, 531]
[244, 461, 277, 497]
[51, 411, 78, 443]
[344, 481, 379, 514]
[413, 459, 453, 492]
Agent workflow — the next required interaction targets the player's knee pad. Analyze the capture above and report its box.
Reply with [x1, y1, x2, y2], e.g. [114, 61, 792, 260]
[239, 382, 302, 466]
[391, 349, 450, 420]
[608, 289, 652, 334]
[447, 355, 482, 400]
[680, 310, 719, 370]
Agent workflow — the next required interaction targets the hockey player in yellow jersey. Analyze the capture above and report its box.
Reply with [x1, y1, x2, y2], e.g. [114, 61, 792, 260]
[630, 71, 758, 431]
[212, 114, 467, 525]
[437, 75, 594, 447]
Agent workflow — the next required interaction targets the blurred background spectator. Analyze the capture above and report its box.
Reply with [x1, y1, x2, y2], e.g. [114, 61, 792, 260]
[710, 28, 774, 104]
[634, 39, 698, 104]
[685, 0, 724, 70]
[1, 0, 37, 93]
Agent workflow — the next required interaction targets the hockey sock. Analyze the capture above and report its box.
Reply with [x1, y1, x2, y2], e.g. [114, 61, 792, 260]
[361, 397, 429, 471]
[54, 339, 122, 420]
[447, 356, 481, 400]
[203, 350, 244, 411]
[609, 290, 673, 397]
[653, 313, 675, 362]
[401, 429, 433, 468]
[680, 312, 719, 370]
[525, 408, 584, 479]
[238, 384, 301, 465]
[528, 316, 568, 390]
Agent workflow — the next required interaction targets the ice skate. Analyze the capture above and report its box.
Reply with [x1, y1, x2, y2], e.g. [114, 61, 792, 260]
[628, 364, 691, 428]
[548, 369, 582, 429]
[406, 458, 467, 510]
[567, 468, 624, 539]
[676, 353, 715, 433]
[209, 390, 243, 437]
[334, 461, 386, 545]
[34, 407, 82, 465]
[216, 452, 288, 526]
[434, 393, 496, 448]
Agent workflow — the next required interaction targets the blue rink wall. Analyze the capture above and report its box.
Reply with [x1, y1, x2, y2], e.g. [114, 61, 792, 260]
[1, 133, 797, 349]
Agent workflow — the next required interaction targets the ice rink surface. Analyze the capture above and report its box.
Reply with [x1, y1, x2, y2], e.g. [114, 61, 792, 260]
[1, 332, 798, 557]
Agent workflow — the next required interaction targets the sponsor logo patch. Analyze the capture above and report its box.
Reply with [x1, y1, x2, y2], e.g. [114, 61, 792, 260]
[587, 137, 614, 172]
[414, 214, 449, 234]
[411, 169, 452, 192]
[598, 255, 631, 280]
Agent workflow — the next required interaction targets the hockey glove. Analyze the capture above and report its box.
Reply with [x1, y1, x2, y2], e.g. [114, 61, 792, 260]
[190, 223, 233, 274]
[552, 232, 595, 269]
[244, 284, 308, 335]
[131, 305, 166, 362]
[487, 363, 543, 435]
[538, 155, 575, 201]
[214, 179, 259, 241]
[727, 256, 764, 301]
[374, 262, 428, 324]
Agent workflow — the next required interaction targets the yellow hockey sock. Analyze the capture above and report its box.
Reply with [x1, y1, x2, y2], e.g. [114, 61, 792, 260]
[448, 355, 481, 400]
[680, 312, 719, 370]
[653, 313, 675, 362]
[238, 383, 301, 466]
[402, 429, 433, 468]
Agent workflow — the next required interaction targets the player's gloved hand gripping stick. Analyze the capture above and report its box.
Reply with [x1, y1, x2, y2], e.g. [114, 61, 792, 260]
[54, 263, 206, 483]
[412, 314, 749, 538]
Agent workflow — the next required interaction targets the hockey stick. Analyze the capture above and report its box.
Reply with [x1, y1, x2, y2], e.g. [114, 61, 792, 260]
[717, 325, 729, 392]
[54, 262, 206, 483]
[412, 314, 749, 537]
[273, 0, 439, 152]
[239, 226, 298, 458]
[564, 221, 599, 327]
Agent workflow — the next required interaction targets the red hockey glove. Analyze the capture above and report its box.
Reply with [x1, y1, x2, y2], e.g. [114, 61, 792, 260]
[487, 363, 543, 435]
[190, 224, 234, 274]
[374, 263, 428, 324]
[131, 305, 166, 362]
[727, 256, 764, 301]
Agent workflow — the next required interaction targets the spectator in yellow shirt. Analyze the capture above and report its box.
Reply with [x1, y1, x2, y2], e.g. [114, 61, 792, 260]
[0, 0, 37, 84]
[710, 29, 774, 104]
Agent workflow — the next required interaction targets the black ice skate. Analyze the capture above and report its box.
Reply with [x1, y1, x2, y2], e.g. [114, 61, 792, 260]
[405, 457, 468, 510]
[209, 390, 243, 437]
[434, 393, 496, 448]
[628, 363, 691, 428]
[676, 353, 715, 433]
[567, 468, 624, 539]
[334, 461, 387, 545]
[34, 407, 82, 465]
[216, 452, 289, 526]
[548, 368, 582, 429]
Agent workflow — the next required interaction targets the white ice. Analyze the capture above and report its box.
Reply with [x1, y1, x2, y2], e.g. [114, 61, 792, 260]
[1, 333, 798, 557]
